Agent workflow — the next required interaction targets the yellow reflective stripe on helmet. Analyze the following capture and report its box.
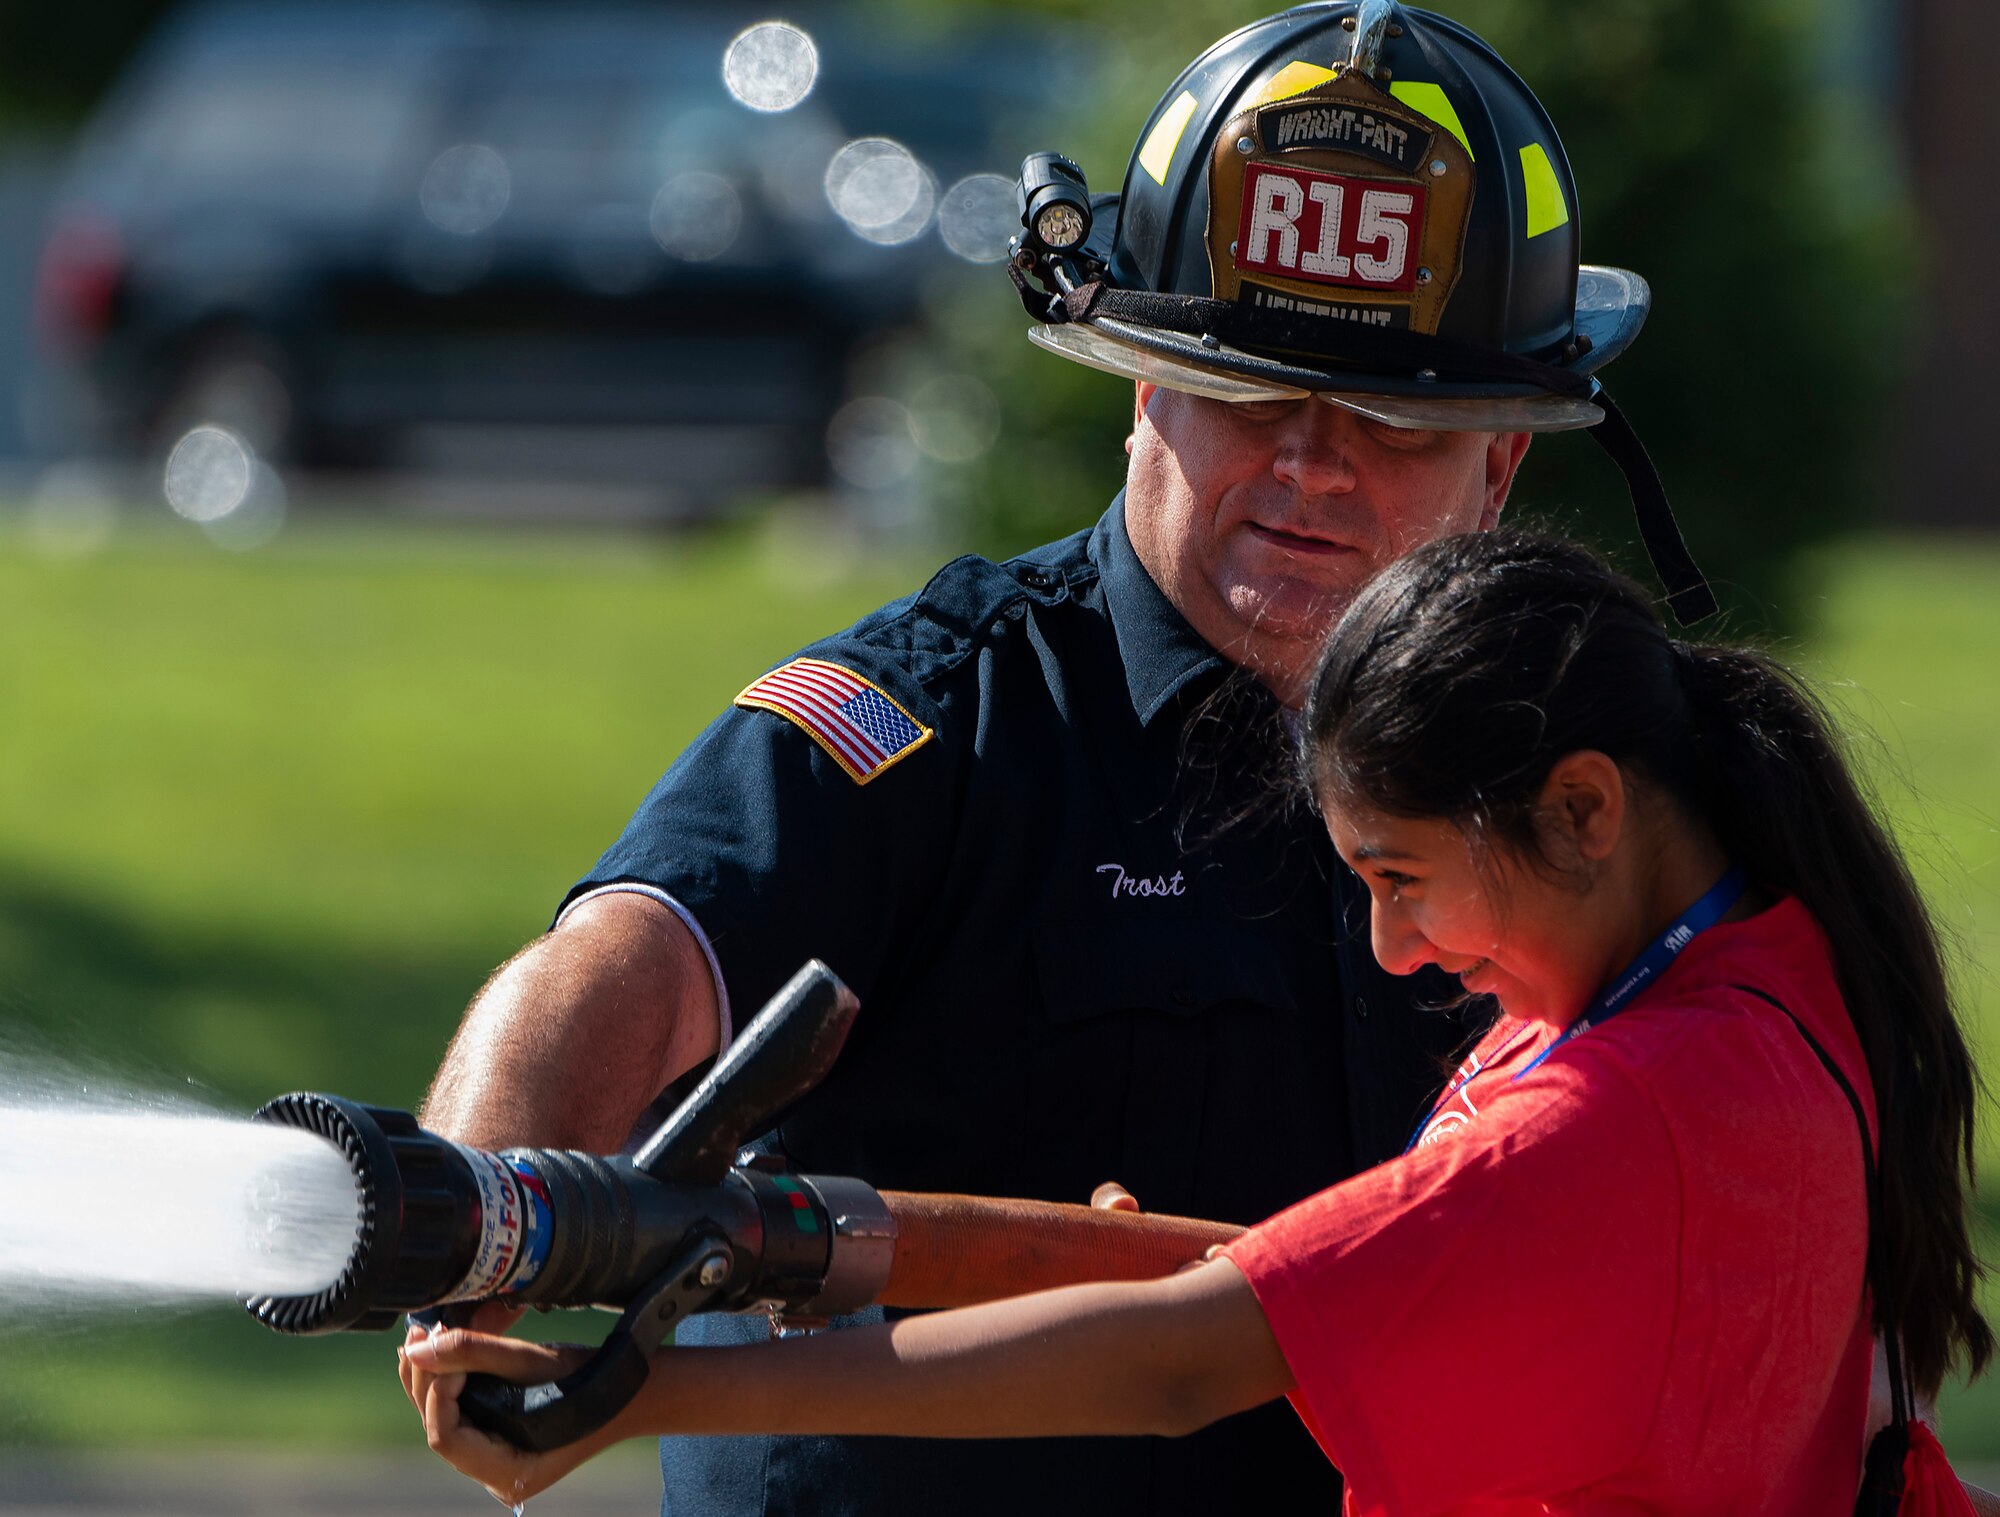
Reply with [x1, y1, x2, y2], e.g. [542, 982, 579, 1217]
[1251, 60, 1339, 108]
[1387, 80, 1474, 160]
[1138, 90, 1201, 186]
[1518, 142, 1570, 237]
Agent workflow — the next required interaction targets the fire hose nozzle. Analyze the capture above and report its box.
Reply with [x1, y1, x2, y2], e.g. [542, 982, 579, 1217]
[246, 959, 1245, 1452]
[247, 962, 892, 1449]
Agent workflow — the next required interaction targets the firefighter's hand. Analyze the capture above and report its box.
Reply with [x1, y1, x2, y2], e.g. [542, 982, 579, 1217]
[1090, 1181, 1141, 1213]
[1092, 1182, 1225, 1270]
[446, 1299, 529, 1335]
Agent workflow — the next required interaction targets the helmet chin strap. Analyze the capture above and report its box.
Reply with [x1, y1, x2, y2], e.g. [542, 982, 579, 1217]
[1587, 387, 1719, 627]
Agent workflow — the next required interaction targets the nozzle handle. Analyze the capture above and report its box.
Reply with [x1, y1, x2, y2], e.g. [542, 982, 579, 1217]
[459, 1335, 651, 1455]
[633, 961, 858, 1184]
[459, 1233, 733, 1452]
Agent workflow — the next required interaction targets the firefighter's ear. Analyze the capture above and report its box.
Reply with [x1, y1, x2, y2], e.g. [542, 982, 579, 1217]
[1127, 382, 1158, 456]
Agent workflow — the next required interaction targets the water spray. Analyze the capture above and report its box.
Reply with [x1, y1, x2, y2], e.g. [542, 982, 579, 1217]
[248, 962, 1241, 1454]
[0, 1098, 361, 1307]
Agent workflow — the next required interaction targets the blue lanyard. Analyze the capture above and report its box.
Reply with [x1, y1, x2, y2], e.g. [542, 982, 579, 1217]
[1403, 866, 1748, 1154]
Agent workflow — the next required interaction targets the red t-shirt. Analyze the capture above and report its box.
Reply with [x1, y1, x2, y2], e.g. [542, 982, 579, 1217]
[1221, 897, 1875, 1515]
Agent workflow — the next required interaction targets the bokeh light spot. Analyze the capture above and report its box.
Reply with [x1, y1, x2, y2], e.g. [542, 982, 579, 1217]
[910, 376, 1002, 463]
[420, 144, 512, 236]
[826, 397, 918, 489]
[848, 165, 935, 246]
[723, 22, 819, 113]
[937, 174, 1019, 263]
[203, 462, 288, 551]
[826, 139, 924, 233]
[650, 173, 744, 262]
[25, 464, 119, 557]
[163, 426, 253, 523]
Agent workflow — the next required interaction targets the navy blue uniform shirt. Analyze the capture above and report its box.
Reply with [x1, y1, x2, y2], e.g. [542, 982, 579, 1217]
[567, 497, 1466, 1517]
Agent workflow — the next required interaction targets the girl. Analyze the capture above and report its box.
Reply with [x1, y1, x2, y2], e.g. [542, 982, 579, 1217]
[404, 531, 1989, 1513]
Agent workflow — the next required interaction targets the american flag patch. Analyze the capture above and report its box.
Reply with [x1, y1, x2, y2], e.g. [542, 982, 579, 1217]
[735, 658, 934, 785]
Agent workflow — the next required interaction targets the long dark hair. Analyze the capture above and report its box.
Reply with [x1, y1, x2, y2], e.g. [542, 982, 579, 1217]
[1302, 529, 1990, 1397]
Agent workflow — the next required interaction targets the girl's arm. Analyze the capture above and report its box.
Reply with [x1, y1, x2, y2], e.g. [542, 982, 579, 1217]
[653, 1254, 1289, 1440]
[400, 1257, 1293, 1504]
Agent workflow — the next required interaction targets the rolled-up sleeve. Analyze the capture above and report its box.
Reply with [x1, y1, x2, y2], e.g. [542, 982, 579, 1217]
[563, 645, 956, 1033]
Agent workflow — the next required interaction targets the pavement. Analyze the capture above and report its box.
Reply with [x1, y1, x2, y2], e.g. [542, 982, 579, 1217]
[8, 1447, 2000, 1514]
[0, 1450, 662, 1517]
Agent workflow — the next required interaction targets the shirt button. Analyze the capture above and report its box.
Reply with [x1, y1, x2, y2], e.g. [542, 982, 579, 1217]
[1171, 986, 1195, 1009]
[1353, 996, 1370, 1019]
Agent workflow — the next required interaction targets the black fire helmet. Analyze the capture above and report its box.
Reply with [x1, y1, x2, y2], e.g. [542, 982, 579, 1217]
[1009, 0, 1716, 624]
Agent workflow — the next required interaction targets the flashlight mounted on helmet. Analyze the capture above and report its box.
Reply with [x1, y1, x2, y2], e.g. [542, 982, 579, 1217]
[1019, 152, 1093, 256]
[1006, 0, 1718, 626]
[1009, 153, 1113, 328]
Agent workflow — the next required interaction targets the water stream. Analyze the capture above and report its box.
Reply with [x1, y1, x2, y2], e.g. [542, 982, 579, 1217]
[0, 1073, 360, 1309]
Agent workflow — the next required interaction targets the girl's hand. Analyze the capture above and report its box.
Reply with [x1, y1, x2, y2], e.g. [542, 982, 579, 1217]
[397, 1322, 614, 1505]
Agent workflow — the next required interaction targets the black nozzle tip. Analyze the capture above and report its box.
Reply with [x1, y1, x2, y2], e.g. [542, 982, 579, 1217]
[243, 1092, 400, 1335]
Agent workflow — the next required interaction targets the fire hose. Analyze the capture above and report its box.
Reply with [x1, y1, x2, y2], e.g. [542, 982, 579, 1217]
[246, 962, 1243, 1452]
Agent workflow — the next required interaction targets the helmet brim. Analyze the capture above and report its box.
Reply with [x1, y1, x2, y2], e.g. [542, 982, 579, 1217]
[1032, 205, 1648, 436]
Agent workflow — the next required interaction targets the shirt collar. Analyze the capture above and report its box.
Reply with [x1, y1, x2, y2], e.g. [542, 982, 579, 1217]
[1091, 492, 1229, 726]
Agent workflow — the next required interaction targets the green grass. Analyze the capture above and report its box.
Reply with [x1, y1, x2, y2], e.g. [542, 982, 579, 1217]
[1794, 539, 2000, 1131]
[0, 515, 928, 1110]
[0, 512, 931, 1449]
[2, 518, 1999, 1455]
[1788, 538, 2000, 1455]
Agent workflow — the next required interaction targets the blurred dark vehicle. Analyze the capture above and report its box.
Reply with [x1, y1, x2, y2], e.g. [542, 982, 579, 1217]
[33, 1, 1044, 511]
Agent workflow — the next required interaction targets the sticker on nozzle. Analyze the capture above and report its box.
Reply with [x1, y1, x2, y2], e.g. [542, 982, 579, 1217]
[503, 1156, 553, 1292]
[448, 1145, 533, 1301]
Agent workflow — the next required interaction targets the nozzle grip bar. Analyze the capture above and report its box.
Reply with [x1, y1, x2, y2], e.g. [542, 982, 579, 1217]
[460, 1232, 734, 1453]
[459, 1337, 651, 1456]
[634, 961, 859, 1184]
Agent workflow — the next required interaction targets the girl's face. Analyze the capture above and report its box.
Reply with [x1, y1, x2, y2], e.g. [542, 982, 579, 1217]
[1324, 801, 1620, 1026]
